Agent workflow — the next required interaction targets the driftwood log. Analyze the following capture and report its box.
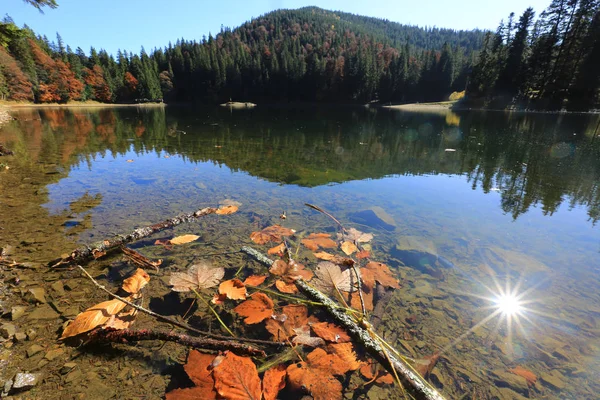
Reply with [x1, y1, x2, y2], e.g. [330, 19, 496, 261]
[87, 328, 266, 357]
[241, 246, 446, 400]
[50, 206, 218, 267]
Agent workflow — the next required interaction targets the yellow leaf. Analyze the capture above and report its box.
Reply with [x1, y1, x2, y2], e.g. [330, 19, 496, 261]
[170, 234, 200, 245]
[340, 241, 358, 255]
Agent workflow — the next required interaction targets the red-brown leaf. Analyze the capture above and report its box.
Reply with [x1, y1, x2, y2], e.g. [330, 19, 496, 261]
[213, 352, 261, 400]
[243, 275, 267, 286]
[233, 293, 274, 324]
[219, 279, 247, 300]
[262, 364, 287, 400]
[311, 322, 351, 343]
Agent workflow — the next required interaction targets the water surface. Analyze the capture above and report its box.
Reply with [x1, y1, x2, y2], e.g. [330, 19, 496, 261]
[1, 105, 599, 399]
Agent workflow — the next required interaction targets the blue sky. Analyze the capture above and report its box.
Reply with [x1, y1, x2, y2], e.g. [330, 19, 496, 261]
[4, 0, 551, 56]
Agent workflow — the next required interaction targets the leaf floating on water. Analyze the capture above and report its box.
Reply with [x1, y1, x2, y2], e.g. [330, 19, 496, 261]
[262, 364, 287, 400]
[340, 241, 358, 255]
[215, 205, 239, 215]
[211, 293, 227, 305]
[311, 322, 351, 343]
[60, 298, 128, 339]
[243, 275, 267, 286]
[327, 343, 361, 374]
[302, 233, 337, 251]
[219, 279, 247, 300]
[250, 225, 295, 245]
[121, 268, 150, 294]
[343, 228, 373, 243]
[267, 243, 286, 256]
[213, 352, 262, 400]
[414, 352, 440, 379]
[313, 262, 356, 293]
[509, 366, 537, 386]
[360, 360, 394, 385]
[170, 234, 200, 245]
[347, 289, 374, 311]
[233, 293, 274, 324]
[169, 262, 225, 292]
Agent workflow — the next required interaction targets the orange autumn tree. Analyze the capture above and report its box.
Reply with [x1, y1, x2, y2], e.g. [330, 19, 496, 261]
[0, 47, 34, 101]
[83, 65, 112, 102]
[29, 38, 84, 102]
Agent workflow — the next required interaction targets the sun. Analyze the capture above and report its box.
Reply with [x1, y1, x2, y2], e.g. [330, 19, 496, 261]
[494, 293, 524, 317]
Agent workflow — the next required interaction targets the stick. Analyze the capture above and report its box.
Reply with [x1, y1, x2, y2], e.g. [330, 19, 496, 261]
[76, 265, 283, 348]
[86, 328, 265, 357]
[241, 246, 446, 400]
[50, 207, 218, 267]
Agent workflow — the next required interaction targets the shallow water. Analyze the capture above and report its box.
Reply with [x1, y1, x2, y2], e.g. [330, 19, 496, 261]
[1, 105, 599, 399]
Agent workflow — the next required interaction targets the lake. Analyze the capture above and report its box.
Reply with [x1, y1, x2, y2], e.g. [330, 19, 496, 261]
[1, 105, 599, 399]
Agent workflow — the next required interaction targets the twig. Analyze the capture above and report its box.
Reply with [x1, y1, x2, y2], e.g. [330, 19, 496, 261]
[304, 203, 347, 233]
[240, 247, 446, 400]
[86, 327, 265, 357]
[76, 265, 283, 348]
[50, 206, 220, 268]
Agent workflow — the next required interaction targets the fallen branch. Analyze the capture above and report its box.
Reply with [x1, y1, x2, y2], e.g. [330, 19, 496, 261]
[241, 246, 446, 400]
[76, 264, 284, 349]
[87, 328, 265, 357]
[50, 206, 218, 267]
[0, 143, 13, 156]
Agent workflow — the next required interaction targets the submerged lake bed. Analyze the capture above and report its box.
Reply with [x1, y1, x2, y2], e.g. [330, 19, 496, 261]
[1, 105, 599, 399]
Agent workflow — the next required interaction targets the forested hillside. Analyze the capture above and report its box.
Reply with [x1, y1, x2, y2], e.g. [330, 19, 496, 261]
[0, 7, 483, 104]
[1, 1, 599, 109]
[468, 0, 600, 111]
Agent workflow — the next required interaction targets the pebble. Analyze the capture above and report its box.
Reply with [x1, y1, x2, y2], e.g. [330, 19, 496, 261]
[12, 372, 42, 390]
[11, 306, 26, 321]
[0, 323, 16, 339]
[26, 329, 37, 340]
[51, 281, 66, 296]
[60, 362, 77, 374]
[14, 332, 27, 342]
[44, 348, 64, 361]
[26, 344, 43, 358]
[540, 370, 566, 390]
[490, 370, 529, 395]
[27, 287, 47, 303]
[27, 304, 59, 320]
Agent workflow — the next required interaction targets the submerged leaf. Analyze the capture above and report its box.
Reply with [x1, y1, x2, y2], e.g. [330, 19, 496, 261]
[292, 325, 326, 347]
[340, 241, 358, 255]
[265, 304, 308, 341]
[343, 228, 374, 243]
[213, 352, 262, 400]
[250, 225, 295, 245]
[302, 233, 337, 251]
[267, 243, 286, 255]
[166, 350, 218, 399]
[313, 252, 355, 266]
[275, 279, 298, 294]
[121, 268, 150, 294]
[362, 262, 400, 289]
[170, 234, 200, 245]
[216, 205, 239, 215]
[219, 279, 247, 300]
[509, 366, 537, 386]
[243, 275, 267, 286]
[269, 259, 313, 283]
[60, 298, 128, 339]
[262, 365, 287, 400]
[233, 293, 274, 324]
[104, 308, 138, 330]
[169, 263, 225, 292]
[311, 322, 351, 343]
[313, 262, 356, 293]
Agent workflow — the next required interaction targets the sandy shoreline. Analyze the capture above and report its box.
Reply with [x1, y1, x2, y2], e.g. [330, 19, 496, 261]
[382, 102, 456, 111]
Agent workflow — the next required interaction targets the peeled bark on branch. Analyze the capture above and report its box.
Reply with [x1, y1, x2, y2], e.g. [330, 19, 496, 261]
[86, 328, 266, 357]
[241, 246, 446, 400]
[50, 206, 218, 267]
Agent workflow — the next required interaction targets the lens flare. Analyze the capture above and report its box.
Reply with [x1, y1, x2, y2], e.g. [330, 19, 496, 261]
[494, 293, 523, 316]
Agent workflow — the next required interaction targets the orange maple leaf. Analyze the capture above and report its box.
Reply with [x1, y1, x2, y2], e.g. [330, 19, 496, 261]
[250, 225, 295, 245]
[219, 279, 247, 300]
[233, 293, 274, 324]
[213, 352, 262, 400]
[166, 350, 218, 399]
[310, 322, 351, 343]
[243, 275, 267, 286]
[302, 233, 337, 251]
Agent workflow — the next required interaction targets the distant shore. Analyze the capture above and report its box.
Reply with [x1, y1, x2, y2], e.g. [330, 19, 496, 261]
[382, 101, 456, 111]
[0, 101, 166, 110]
[382, 101, 600, 115]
